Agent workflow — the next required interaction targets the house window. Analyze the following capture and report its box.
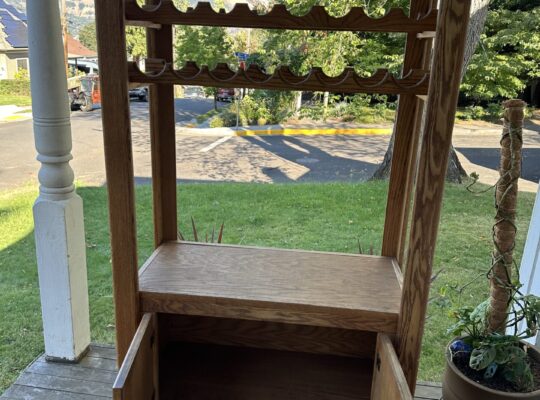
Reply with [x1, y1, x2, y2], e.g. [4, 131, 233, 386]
[16, 58, 29, 72]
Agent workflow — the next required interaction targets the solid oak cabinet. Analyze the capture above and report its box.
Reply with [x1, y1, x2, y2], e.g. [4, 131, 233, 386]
[95, 0, 471, 398]
[114, 313, 413, 399]
[113, 243, 406, 399]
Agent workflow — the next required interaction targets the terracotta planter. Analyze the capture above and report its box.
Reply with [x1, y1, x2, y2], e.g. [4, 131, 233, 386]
[442, 339, 540, 399]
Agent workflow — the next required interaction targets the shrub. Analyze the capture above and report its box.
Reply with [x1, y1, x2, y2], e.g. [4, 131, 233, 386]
[456, 104, 510, 122]
[252, 90, 295, 124]
[299, 104, 325, 121]
[239, 95, 258, 124]
[238, 95, 272, 125]
[209, 116, 224, 128]
[14, 69, 29, 80]
[220, 109, 239, 127]
[196, 109, 219, 124]
[486, 103, 503, 120]
[0, 78, 30, 96]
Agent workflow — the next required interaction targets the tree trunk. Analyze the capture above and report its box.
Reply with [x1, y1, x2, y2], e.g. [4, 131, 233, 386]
[370, 0, 490, 182]
[488, 100, 526, 333]
[371, 138, 467, 183]
[323, 91, 329, 119]
[295, 91, 303, 113]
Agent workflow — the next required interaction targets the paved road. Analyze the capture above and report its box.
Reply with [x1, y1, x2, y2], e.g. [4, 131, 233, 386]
[0, 98, 214, 190]
[0, 100, 539, 191]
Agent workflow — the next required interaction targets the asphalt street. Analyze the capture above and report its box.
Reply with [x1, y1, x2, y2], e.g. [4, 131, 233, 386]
[0, 98, 539, 191]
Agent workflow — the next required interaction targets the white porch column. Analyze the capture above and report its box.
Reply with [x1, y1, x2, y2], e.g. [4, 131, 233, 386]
[27, 0, 90, 361]
[511, 181, 540, 345]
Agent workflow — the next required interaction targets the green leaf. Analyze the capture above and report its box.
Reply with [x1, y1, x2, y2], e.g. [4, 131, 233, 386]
[470, 346, 497, 371]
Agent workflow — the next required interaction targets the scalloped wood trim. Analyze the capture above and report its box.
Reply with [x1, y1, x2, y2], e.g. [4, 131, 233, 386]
[130, 60, 430, 95]
[124, 1, 438, 33]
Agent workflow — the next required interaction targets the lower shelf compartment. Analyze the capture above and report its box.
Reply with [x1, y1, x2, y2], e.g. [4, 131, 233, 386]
[159, 342, 373, 400]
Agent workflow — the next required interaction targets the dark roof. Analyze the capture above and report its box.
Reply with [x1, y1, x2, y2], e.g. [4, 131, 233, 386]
[0, 0, 28, 49]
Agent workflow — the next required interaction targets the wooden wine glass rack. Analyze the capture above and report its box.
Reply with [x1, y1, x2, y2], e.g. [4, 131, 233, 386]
[94, 0, 471, 399]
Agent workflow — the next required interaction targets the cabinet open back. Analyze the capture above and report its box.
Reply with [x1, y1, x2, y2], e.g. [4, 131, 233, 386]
[94, 0, 471, 398]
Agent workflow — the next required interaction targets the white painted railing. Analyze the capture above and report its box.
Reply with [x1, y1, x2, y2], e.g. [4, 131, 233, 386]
[515, 181, 540, 345]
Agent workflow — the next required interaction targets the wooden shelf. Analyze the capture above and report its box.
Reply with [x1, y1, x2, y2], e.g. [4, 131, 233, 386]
[160, 342, 373, 400]
[125, 1, 437, 33]
[138, 242, 402, 333]
[129, 60, 430, 95]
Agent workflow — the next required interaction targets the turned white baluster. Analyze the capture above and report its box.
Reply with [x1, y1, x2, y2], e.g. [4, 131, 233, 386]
[27, 0, 90, 361]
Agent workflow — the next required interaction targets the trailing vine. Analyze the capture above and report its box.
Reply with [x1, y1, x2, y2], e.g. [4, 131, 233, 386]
[449, 100, 540, 392]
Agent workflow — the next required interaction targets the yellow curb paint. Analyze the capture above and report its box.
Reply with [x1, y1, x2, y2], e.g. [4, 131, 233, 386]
[234, 128, 392, 136]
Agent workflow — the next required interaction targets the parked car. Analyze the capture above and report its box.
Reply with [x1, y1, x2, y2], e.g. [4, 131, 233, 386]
[216, 88, 235, 102]
[184, 86, 205, 98]
[129, 86, 148, 102]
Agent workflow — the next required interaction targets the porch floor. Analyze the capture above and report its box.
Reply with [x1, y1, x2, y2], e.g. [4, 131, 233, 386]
[1, 344, 442, 399]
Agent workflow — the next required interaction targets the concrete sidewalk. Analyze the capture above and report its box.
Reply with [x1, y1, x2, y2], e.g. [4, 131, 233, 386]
[0, 105, 32, 123]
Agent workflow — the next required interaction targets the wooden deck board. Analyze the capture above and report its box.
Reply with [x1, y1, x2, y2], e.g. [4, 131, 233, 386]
[1, 344, 441, 399]
[139, 242, 402, 333]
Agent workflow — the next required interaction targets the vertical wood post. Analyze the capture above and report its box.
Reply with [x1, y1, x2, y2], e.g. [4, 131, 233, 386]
[27, 0, 90, 361]
[397, 0, 471, 391]
[95, 0, 140, 364]
[381, 0, 435, 265]
[147, 0, 178, 247]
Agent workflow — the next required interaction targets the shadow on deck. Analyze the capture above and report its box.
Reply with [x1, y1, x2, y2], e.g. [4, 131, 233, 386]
[1, 344, 442, 399]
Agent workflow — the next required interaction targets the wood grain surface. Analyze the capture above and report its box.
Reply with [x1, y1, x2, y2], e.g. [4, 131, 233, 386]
[382, 0, 437, 264]
[139, 242, 402, 332]
[372, 334, 413, 400]
[158, 314, 377, 359]
[398, 0, 471, 391]
[0, 344, 442, 399]
[94, 0, 140, 365]
[125, 1, 437, 33]
[113, 314, 158, 400]
[159, 342, 373, 400]
[131, 61, 430, 95]
[147, 1, 178, 247]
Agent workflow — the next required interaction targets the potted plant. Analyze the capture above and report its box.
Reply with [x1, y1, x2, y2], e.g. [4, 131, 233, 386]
[443, 100, 540, 399]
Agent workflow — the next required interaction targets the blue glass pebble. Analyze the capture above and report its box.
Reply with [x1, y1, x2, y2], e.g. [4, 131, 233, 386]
[484, 362, 498, 379]
[450, 339, 472, 356]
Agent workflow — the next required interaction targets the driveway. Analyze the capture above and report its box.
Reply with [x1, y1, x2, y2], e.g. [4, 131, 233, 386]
[0, 103, 539, 191]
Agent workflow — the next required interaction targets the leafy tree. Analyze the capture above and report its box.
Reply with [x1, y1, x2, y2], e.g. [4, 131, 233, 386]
[260, 0, 408, 77]
[490, 0, 540, 11]
[175, 20, 235, 109]
[255, 0, 407, 115]
[176, 26, 235, 70]
[372, 0, 490, 182]
[79, 23, 97, 51]
[125, 27, 147, 64]
[461, 7, 540, 101]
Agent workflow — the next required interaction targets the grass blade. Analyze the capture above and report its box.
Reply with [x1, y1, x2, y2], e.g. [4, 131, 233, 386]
[191, 217, 199, 242]
[217, 223, 224, 244]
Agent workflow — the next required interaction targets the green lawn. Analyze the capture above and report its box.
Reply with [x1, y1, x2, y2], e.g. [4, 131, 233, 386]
[0, 95, 31, 107]
[0, 182, 536, 392]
